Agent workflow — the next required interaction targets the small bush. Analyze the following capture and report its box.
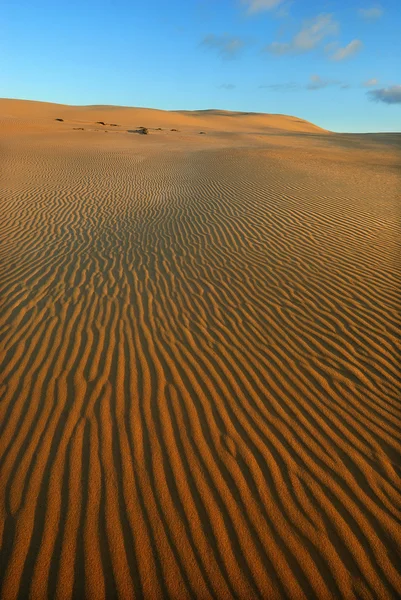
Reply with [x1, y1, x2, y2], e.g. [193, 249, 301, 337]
[55, 118, 64, 122]
[199, 131, 206, 134]
[139, 127, 149, 135]
[171, 128, 178, 132]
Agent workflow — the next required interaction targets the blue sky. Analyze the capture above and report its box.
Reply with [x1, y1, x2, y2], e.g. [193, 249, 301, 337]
[2, 0, 400, 131]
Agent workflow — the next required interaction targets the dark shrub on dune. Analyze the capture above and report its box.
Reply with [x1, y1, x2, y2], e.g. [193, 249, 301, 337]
[55, 118, 64, 122]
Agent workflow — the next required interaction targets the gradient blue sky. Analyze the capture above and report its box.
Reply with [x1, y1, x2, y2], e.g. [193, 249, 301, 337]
[2, 0, 400, 131]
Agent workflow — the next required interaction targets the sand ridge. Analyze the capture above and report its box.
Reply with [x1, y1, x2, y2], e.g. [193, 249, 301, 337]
[0, 100, 401, 600]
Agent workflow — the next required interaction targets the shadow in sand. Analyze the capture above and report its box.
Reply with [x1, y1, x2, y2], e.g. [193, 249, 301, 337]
[128, 128, 149, 135]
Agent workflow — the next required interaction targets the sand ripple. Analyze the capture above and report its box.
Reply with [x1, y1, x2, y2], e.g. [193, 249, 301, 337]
[1, 123, 401, 599]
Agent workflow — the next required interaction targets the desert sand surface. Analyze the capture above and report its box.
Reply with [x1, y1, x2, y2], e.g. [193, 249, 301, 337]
[1, 99, 401, 600]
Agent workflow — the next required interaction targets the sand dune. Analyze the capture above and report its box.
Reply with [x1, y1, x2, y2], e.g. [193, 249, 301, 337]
[0, 98, 327, 134]
[1, 100, 401, 600]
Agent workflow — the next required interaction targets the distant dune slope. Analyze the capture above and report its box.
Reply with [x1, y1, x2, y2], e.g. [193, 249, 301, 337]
[0, 98, 327, 133]
[0, 100, 400, 600]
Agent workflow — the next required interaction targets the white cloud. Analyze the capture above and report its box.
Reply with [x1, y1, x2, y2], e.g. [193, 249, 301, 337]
[265, 13, 339, 55]
[368, 85, 401, 104]
[202, 34, 245, 58]
[358, 6, 383, 20]
[242, 0, 285, 14]
[293, 13, 339, 51]
[330, 39, 363, 61]
[363, 78, 379, 87]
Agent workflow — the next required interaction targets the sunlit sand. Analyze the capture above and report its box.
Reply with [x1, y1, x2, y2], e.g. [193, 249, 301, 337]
[1, 99, 400, 599]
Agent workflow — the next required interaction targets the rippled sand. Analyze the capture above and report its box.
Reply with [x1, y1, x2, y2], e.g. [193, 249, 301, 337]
[1, 99, 401, 600]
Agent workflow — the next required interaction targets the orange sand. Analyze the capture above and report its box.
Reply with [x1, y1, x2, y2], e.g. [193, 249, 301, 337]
[1, 99, 401, 600]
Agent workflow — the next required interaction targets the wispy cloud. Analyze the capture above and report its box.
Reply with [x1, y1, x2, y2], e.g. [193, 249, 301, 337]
[260, 75, 349, 92]
[363, 78, 379, 87]
[275, 3, 292, 18]
[368, 85, 401, 104]
[307, 74, 350, 90]
[264, 13, 339, 55]
[358, 6, 383, 20]
[330, 39, 363, 61]
[241, 0, 285, 14]
[259, 82, 299, 90]
[219, 83, 236, 90]
[266, 42, 291, 55]
[293, 14, 339, 52]
[307, 74, 336, 90]
[202, 34, 245, 58]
